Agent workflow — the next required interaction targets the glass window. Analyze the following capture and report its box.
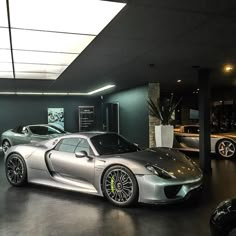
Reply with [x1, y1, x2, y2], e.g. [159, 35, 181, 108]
[12, 126, 24, 134]
[75, 139, 94, 155]
[184, 126, 200, 134]
[55, 138, 80, 153]
[29, 125, 64, 135]
[55, 137, 94, 155]
[90, 133, 138, 155]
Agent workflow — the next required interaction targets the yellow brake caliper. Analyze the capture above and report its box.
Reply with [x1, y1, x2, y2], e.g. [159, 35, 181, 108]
[111, 176, 115, 193]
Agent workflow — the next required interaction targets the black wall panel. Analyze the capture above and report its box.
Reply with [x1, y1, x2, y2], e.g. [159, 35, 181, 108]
[104, 85, 149, 148]
[0, 95, 102, 135]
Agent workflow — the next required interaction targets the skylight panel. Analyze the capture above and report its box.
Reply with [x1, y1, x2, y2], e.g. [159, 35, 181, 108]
[12, 29, 95, 53]
[13, 50, 78, 65]
[0, 62, 13, 71]
[15, 72, 58, 80]
[15, 63, 67, 75]
[1, 0, 126, 80]
[0, 28, 11, 49]
[0, 49, 12, 63]
[0, 0, 8, 27]
[0, 72, 13, 78]
[9, 0, 126, 35]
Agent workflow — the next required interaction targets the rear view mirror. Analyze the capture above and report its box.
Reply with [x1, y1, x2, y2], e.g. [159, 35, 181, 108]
[75, 151, 88, 158]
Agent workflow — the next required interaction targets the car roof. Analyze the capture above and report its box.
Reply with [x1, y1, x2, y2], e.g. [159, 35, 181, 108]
[60, 131, 115, 139]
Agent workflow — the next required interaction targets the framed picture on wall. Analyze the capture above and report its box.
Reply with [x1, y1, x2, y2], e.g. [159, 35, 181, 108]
[48, 108, 64, 130]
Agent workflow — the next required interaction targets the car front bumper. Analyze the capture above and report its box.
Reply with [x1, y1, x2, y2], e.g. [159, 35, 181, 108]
[136, 174, 203, 204]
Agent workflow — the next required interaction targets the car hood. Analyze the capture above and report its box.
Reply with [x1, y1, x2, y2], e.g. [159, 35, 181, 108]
[123, 148, 202, 180]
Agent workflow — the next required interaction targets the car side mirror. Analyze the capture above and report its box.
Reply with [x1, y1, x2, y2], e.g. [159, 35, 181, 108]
[133, 143, 142, 151]
[75, 151, 88, 158]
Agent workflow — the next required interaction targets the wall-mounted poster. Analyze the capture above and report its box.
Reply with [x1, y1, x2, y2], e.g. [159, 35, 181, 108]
[78, 106, 95, 131]
[48, 108, 64, 130]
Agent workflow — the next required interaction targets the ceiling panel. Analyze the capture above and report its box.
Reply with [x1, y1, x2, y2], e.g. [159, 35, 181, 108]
[0, 28, 11, 49]
[0, 1, 8, 27]
[15, 63, 67, 74]
[12, 29, 95, 53]
[0, 49, 12, 63]
[9, 0, 126, 35]
[13, 50, 78, 65]
[0, 72, 13, 78]
[15, 72, 58, 80]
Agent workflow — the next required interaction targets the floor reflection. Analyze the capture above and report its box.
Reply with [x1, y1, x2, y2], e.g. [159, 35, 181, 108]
[1, 152, 236, 236]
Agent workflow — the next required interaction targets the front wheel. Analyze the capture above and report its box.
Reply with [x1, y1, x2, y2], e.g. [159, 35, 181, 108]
[2, 140, 11, 153]
[5, 154, 27, 186]
[102, 165, 138, 207]
[228, 228, 236, 236]
[216, 139, 236, 159]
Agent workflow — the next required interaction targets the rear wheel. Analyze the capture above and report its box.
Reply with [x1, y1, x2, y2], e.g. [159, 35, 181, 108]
[216, 139, 236, 159]
[102, 165, 138, 207]
[2, 140, 11, 153]
[5, 154, 27, 186]
[229, 228, 236, 236]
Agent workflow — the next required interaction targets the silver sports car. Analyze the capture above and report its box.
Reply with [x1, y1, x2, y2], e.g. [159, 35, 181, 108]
[4, 132, 203, 207]
[1, 124, 67, 153]
[174, 125, 236, 159]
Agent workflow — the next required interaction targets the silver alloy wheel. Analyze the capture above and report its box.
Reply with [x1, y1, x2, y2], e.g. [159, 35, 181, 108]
[217, 140, 236, 158]
[2, 140, 11, 153]
[105, 168, 134, 204]
[7, 156, 24, 184]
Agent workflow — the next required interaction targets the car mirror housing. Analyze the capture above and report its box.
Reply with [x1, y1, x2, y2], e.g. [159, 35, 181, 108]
[75, 151, 88, 158]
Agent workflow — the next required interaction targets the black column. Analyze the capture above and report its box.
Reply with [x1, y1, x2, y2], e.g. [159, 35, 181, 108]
[198, 68, 211, 173]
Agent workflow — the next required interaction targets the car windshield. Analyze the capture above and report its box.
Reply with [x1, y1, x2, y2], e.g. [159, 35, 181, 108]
[29, 125, 65, 135]
[90, 133, 138, 155]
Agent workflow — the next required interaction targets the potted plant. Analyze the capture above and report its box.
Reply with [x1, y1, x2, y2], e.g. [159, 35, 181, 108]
[148, 94, 181, 148]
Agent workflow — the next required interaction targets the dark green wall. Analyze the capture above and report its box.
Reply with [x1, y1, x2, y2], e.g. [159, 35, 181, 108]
[104, 85, 149, 148]
[0, 95, 102, 135]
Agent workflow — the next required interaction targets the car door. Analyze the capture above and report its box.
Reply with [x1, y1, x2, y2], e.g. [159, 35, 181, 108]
[46, 137, 95, 186]
[175, 126, 200, 150]
[12, 126, 31, 145]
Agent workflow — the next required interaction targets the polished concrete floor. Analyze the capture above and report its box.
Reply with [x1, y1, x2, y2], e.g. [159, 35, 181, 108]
[1, 151, 236, 236]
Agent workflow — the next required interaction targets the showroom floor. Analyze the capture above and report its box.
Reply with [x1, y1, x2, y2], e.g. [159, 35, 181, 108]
[1, 151, 236, 236]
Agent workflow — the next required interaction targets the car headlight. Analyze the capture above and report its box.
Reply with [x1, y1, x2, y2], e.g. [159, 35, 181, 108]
[145, 164, 175, 179]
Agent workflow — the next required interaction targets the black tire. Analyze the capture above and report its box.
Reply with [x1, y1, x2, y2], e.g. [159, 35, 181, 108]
[2, 140, 11, 153]
[229, 228, 236, 236]
[5, 154, 27, 186]
[216, 139, 236, 159]
[102, 165, 138, 207]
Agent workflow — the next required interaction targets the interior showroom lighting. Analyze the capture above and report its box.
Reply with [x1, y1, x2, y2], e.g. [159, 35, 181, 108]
[224, 64, 234, 73]
[0, 0, 126, 80]
[0, 85, 115, 96]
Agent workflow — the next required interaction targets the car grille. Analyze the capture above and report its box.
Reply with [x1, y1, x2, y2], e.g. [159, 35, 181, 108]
[164, 185, 182, 199]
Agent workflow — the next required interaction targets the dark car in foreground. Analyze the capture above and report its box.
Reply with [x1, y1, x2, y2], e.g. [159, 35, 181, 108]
[4, 132, 203, 207]
[1, 124, 67, 152]
[210, 198, 236, 236]
[174, 125, 236, 159]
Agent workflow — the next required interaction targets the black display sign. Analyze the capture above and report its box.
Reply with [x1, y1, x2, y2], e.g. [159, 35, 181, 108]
[78, 106, 95, 131]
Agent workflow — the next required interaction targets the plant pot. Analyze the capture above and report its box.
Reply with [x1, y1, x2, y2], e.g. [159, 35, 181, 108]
[155, 125, 174, 148]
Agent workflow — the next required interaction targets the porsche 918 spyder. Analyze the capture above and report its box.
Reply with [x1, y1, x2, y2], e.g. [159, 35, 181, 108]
[1, 124, 67, 152]
[4, 132, 203, 207]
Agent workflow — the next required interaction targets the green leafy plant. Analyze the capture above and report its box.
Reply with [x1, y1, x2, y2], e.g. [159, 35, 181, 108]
[148, 94, 182, 125]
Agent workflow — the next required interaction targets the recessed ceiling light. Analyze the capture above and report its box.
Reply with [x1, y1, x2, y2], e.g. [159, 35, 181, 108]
[0, 85, 115, 96]
[177, 80, 182, 83]
[197, 88, 200, 91]
[87, 85, 115, 95]
[224, 64, 234, 72]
